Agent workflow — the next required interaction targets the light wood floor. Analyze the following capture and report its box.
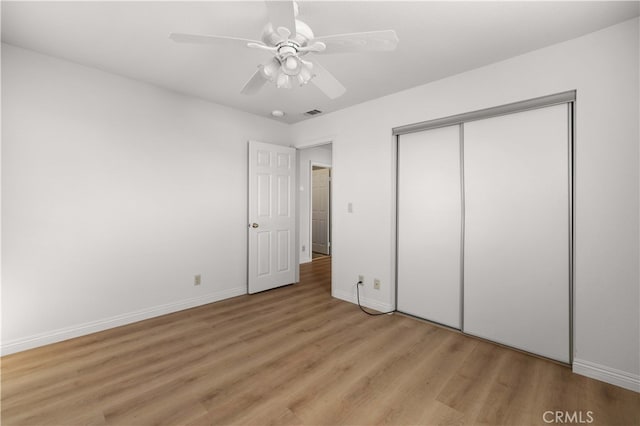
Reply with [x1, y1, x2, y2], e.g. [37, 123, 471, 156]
[2, 256, 638, 425]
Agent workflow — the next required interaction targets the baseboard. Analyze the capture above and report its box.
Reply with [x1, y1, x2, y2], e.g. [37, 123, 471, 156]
[573, 358, 640, 392]
[333, 288, 394, 313]
[1, 286, 246, 356]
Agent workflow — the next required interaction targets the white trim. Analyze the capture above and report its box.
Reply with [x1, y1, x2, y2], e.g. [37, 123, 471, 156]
[1, 286, 246, 356]
[310, 162, 332, 168]
[294, 147, 300, 283]
[333, 288, 395, 314]
[390, 133, 398, 310]
[294, 136, 336, 150]
[573, 358, 640, 392]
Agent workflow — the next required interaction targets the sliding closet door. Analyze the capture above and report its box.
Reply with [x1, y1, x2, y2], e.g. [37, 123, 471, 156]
[397, 125, 461, 328]
[463, 104, 570, 363]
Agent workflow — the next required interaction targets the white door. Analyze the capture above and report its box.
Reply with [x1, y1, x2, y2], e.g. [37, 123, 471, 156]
[311, 167, 331, 255]
[248, 141, 296, 294]
[463, 104, 570, 363]
[397, 125, 462, 329]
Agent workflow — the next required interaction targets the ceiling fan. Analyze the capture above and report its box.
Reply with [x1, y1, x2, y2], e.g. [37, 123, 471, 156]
[169, 1, 398, 99]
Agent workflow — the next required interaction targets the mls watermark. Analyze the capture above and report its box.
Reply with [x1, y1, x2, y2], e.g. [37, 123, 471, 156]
[543, 411, 594, 424]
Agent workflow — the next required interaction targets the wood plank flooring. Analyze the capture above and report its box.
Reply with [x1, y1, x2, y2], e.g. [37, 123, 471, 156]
[2, 256, 638, 425]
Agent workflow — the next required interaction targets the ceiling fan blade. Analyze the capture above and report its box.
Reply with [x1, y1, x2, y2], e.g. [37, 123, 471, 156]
[314, 30, 399, 54]
[240, 68, 268, 95]
[310, 60, 346, 100]
[265, 1, 297, 35]
[169, 33, 263, 47]
[247, 42, 278, 53]
[298, 41, 326, 53]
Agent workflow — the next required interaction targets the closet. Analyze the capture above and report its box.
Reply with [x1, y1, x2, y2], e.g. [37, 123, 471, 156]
[395, 92, 573, 363]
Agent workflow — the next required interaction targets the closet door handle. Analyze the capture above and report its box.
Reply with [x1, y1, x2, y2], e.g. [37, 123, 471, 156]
[250, 223, 259, 228]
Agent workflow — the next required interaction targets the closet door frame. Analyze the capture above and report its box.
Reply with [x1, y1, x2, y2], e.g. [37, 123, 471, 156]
[393, 90, 575, 364]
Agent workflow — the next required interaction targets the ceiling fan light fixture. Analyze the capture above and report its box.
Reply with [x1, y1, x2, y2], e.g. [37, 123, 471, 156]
[296, 61, 314, 85]
[261, 60, 280, 81]
[296, 73, 307, 86]
[276, 73, 292, 89]
[281, 56, 301, 76]
[285, 56, 298, 70]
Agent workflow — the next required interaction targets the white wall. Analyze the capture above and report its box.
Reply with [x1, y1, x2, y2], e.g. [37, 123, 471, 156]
[289, 18, 640, 391]
[298, 145, 332, 263]
[1, 44, 290, 354]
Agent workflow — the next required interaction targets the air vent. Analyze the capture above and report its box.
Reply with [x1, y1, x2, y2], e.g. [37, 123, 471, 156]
[305, 109, 323, 116]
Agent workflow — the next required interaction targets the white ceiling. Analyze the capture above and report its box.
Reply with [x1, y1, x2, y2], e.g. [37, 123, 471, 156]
[2, 1, 639, 124]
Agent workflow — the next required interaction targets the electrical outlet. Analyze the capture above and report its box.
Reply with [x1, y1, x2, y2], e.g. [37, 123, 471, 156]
[302, 245, 306, 252]
[194, 274, 201, 286]
[374, 278, 381, 290]
[358, 275, 364, 284]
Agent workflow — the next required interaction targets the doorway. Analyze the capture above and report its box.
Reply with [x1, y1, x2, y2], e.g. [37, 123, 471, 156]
[297, 143, 332, 265]
[298, 143, 332, 295]
[311, 165, 331, 259]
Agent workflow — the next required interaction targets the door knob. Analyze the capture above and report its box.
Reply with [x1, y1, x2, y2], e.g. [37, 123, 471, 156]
[251, 223, 259, 228]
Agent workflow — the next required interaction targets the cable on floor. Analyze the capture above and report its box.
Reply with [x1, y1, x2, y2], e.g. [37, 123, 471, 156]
[355, 280, 396, 316]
